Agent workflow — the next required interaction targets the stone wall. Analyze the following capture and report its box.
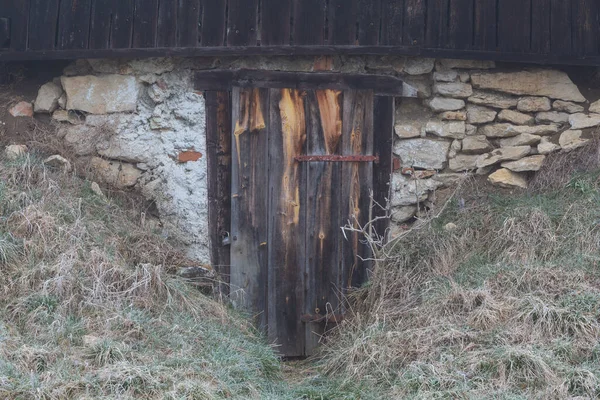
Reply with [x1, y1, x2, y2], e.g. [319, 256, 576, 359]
[21, 56, 600, 263]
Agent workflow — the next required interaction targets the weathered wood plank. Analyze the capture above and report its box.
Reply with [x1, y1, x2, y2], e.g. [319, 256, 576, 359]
[200, 0, 226, 46]
[357, 0, 381, 46]
[328, 0, 359, 45]
[178, 0, 200, 47]
[550, 0, 572, 55]
[133, 0, 159, 48]
[0, 17, 9, 48]
[403, 0, 426, 46]
[267, 88, 307, 356]
[227, 0, 258, 46]
[473, 0, 497, 51]
[28, 0, 61, 50]
[304, 89, 344, 354]
[372, 96, 394, 239]
[380, 0, 404, 45]
[448, 0, 474, 49]
[340, 90, 373, 291]
[425, 0, 449, 48]
[111, 0, 135, 49]
[261, 0, 291, 46]
[0, 0, 29, 51]
[498, 0, 531, 53]
[230, 87, 269, 330]
[57, 0, 93, 50]
[572, 0, 599, 56]
[292, 0, 325, 45]
[531, 0, 551, 54]
[157, 0, 178, 47]
[89, 0, 113, 49]
[194, 70, 406, 96]
[206, 91, 232, 292]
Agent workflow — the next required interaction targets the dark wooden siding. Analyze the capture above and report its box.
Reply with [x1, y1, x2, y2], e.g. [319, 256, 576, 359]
[1, 0, 600, 65]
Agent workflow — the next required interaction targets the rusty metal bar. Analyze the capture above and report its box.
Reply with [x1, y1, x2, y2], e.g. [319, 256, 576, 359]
[294, 154, 379, 163]
[301, 314, 346, 324]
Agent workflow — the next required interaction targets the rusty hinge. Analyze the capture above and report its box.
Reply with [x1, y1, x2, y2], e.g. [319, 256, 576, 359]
[294, 155, 379, 163]
[301, 313, 345, 324]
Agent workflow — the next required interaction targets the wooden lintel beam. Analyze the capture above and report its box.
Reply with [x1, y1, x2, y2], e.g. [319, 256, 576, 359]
[194, 69, 405, 96]
[2, 45, 600, 67]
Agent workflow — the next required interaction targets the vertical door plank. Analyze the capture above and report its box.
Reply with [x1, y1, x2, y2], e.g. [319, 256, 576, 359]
[572, 0, 599, 56]
[293, 0, 325, 45]
[403, 0, 426, 46]
[341, 90, 374, 291]
[380, 0, 404, 45]
[357, 0, 381, 45]
[531, 0, 551, 54]
[448, 0, 474, 49]
[89, 0, 113, 49]
[157, 0, 178, 47]
[262, 0, 291, 45]
[111, 0, 134, 49]
[178, 0, 200, 47]
[498, 0, 531, 53]
[58, 0, 93, 50]
[268, 88, 307, 357]
[133, 0, 159, 48]
[227, 0, 258, 46]
[206, 91, 232, 293]
[0, 0, 29, 51]
[304, 89, 344, 354]
[550, 0, 572, 55]
[425, 0, 449, 48]
[473, 0, 497, 50]
[230, 87, 270, 330]
[28, 0, 61, 50]
[372, 96, 394, 240]
[328, 0, 358, 45]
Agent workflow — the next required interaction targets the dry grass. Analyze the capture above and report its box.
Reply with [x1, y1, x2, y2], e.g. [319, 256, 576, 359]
[320, 142, 600, 399]
[0, 150, 386, 399]
[0, 152, 286, 399]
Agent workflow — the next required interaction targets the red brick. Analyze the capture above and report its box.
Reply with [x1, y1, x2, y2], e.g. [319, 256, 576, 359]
[178, 150, 203, 163]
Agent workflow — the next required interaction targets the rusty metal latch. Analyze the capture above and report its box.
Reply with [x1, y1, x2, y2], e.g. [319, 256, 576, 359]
[294, 155, 379, 163]
[301, 314, 345, 324]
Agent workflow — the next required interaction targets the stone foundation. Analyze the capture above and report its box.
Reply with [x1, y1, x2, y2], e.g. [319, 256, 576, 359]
[21, 55, 600, 263]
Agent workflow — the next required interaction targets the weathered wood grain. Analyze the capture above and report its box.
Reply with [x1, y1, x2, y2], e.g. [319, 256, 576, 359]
[230, 87, 270, 331]
[111, 0, 135, 49]
[89, 0, 113, 49]
[227, 0, 258, 46]
[328, 0, 358, 45]
[473, 0, 497, 50]
[28, 0, 61, 50]
[58, 0, 93, 50]
[200, 0, 226, 47]
[403, 0, 426, 46]
[177, 0, 200, 47]
[267, 88, 307, 356]
[261, 0, 291, 45]
[0, 0, 29, 51]
[550, 0, 572, 55]
[157, 0, 178, 47]
[357, 0, 381, 46]
[206, 91, 232, 293]
[292, 0, 325, 45]
[304, 89, 344, 354]
[380, 0, 404, 45]
[531, 0, 551, 54]
[448, 0, 474, 49]
[426, 0, 449, 48]
[340, 90, 373, 290]
[373, 96, 394, 239]
[133, 0, 159, 48]
[498, 0, 532, 53]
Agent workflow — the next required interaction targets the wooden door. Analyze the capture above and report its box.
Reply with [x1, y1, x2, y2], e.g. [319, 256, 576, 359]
[230, 86, 377, 357]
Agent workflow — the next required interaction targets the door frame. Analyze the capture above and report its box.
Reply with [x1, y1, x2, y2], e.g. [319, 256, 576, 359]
[202, 69, 397, 301]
